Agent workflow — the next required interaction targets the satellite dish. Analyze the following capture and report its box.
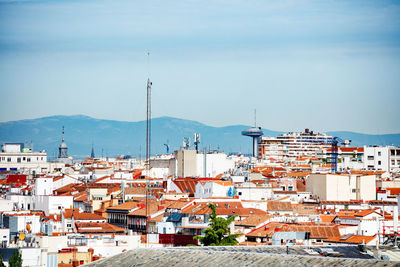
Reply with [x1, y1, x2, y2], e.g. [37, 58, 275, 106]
[19, 233, 25, 241]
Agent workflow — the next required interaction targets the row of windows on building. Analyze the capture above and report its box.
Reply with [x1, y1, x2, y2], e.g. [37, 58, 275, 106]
[0, 156, 44, 162]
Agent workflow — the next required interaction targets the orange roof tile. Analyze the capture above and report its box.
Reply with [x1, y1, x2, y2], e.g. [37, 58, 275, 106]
[324, 234, 376, 244]
[236, 215, 271, 227]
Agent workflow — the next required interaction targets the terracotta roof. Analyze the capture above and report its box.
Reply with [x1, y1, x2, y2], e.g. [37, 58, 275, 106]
[292, 204, 318, 215]
[212, 180, 233, 186]
[73, 191, 88, 202]
[73, 212, 106, 221]
[280, 224, 340, 239]
[128, 204, 160, 217]
[324, 234, 376, 244]
[235, 215, 271, 227]
[63, 209, 80, 219]
[54, 184, 78, 195]
[107, 201, 140, 211]
[124, 187, 147, 195]
[354, 209, 381, 217]
[167, 200, 193, 210]
[286, 171, 311, 177]
[267, 201, 293, 212]
[387, 188, 400, 196]
[181, 202, 265, 217]
[296, 179, 306, 192]
[149, 214, 164, 222]
[319, 215, 336, 224]
[246, 222, 283, 238]
[75, 222, 126, 233]
[368, 200, 397, 206]
[172, 179, 198, 195]
[320, 201, 362, 205]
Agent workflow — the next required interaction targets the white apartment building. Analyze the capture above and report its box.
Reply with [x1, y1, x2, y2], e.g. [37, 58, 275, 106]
[363, 146, 400, 172]
[34, 195, 73, 216]
[235, 182, 273, 201]
[194, 180, 234, 198]
[259, 129, 332, 161]
[0, 143, 48, 174]
[306, 173, 376, 201]
[172, 150, 235, 177]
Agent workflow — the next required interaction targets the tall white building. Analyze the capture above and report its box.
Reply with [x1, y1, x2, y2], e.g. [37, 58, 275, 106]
[363, 146, 400, 172]
[259, 129, 332, 160]
[0, 143, 47, 174]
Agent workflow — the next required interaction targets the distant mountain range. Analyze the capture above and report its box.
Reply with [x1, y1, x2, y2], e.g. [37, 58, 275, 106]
[0, 115, 399, 159]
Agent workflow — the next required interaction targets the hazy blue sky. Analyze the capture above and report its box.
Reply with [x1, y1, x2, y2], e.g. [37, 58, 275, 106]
[0, 0, 399, 134]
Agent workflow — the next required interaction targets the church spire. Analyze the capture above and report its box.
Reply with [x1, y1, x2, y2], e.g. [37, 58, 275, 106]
[91, 143, 95, 158]
[58, 126, 68, 158]
[62, 126, 65, 142]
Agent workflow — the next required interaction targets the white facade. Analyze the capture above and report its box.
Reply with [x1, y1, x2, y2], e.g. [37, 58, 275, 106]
[0, 199, 13, 212]
[1, 212, 41, 234]
[6, 194, 34, 211]
[53, 175, 83, 190]
[235, 182, 273, 201]
[0, 228, 10, 247]
[306, 174, 376, 201]
[34, 195, 73, 216]
[194, 181, 234, 198]
[196, 153, 236, 178]
[34, 177, 54, 196]
[174, 150, 236, 178]
[259, 129, 332, 160]
[0, 143, 48, 174]
[363, 146, 390, 172]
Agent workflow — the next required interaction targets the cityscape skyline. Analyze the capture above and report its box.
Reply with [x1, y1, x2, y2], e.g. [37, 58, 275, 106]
[1, 0, 399, 134]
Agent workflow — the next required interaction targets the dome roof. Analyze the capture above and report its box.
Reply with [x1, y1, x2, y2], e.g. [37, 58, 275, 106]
[59, 141, 68, 149]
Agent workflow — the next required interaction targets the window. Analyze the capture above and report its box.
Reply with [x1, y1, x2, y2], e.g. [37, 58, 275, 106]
[7, 157, 11, 162]
[378, 152, 381, 156]
[67, 224, 72, 227]
[238, 192, 242, 196]
[352, 189, 356, 193]
[288, 186, 293, 191]
[367, 156, 374, 160]
[17, 158, 21, 163]
[378, 161, 381, 165]
[27, 158, 31, 162]
[23, 157, 26, 161]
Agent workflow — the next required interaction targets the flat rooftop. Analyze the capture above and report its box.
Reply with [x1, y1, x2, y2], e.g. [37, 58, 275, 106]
[84, 246, 397, 267]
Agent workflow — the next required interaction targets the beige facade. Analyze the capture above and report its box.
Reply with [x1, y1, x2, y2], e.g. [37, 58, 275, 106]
[306, 174, 376, 201]
[175, 150, 197, 177]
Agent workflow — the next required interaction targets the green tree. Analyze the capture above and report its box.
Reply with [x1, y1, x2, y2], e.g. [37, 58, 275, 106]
[0, 252, 5, 267]
[194, 203, 240, 246]
[9, 248, 22, 267]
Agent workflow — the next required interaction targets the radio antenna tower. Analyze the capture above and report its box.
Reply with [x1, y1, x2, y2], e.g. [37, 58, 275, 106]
[145, 52, 152, 246]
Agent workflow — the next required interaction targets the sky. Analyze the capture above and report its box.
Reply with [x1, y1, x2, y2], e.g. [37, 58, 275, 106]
[0, 0, 399, 134]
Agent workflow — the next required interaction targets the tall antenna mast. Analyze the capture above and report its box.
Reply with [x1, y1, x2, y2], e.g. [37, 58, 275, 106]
[254, 109, 257, 127]
[145, 52, 152, 246]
